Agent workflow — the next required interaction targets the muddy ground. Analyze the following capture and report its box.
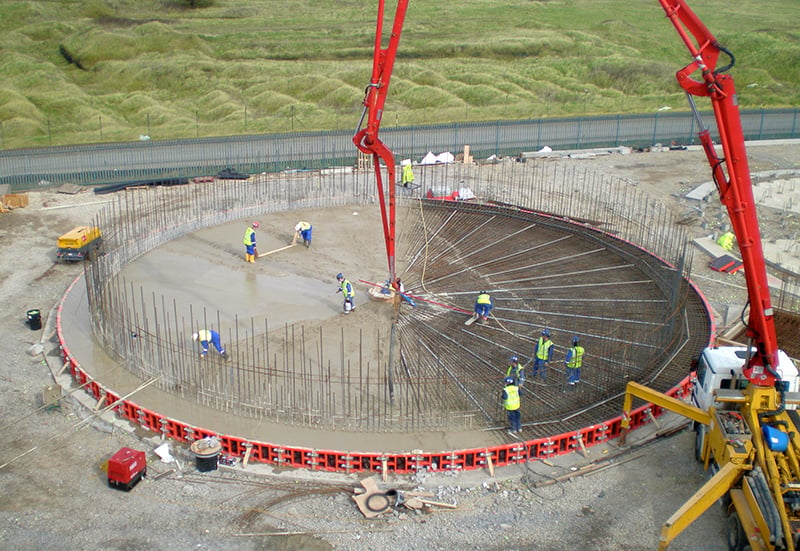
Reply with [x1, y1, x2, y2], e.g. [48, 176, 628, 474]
[1, 142, 799, 550]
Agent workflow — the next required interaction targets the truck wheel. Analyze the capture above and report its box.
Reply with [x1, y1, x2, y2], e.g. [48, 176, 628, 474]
[694, 424, 706, 462]
[727, 512, 746, 551]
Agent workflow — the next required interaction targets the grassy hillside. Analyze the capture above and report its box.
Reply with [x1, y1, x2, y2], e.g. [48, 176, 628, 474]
[0, 0, 797, 148]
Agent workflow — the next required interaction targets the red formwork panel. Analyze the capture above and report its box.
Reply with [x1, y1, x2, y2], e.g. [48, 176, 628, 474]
[56, 285, 697, 475]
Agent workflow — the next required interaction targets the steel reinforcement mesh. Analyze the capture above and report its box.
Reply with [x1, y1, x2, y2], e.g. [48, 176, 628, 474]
[82, 160, 711, 435]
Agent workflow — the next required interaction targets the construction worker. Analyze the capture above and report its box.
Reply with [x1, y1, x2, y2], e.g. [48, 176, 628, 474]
[294, 221, 313, 248]
[502, 376, 522, 434]
[716, 231, 735, 251]
[391, 277, 416, 307]
[474, 290, 493, 321]
[506, 354, 525, 386]
[192, 329, 229, 360]
[243, 221, 259, 263]
[401, 160, 415, 187]
[532, 329, 554, 380]
[565, 336, 585, 385]
[336, 273, 356, 314]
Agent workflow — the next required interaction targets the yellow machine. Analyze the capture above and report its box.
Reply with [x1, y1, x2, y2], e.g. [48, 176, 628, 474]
[56, 226, 103, 262]
[622, 380, 800, 550]
[617, 1, 800, 549]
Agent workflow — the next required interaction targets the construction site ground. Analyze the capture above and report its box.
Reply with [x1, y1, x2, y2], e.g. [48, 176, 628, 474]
[1, 141, 799, 550]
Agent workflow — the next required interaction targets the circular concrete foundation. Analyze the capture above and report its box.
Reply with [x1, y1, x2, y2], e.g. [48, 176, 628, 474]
[59, 165, 712, 469]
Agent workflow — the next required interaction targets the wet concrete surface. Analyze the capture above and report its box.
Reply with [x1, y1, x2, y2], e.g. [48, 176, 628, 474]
[60, 207, 504, 453]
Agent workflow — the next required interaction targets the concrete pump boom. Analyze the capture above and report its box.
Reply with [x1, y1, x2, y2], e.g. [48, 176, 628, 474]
[353, 0, 409, 283]
[658, 0, 780, 386]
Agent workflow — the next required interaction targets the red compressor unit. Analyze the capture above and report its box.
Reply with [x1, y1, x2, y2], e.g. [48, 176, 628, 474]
[107, 447, 147, 491]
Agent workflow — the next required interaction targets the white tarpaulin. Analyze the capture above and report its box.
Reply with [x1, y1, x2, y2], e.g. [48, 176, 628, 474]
[420, 151, 455, 165]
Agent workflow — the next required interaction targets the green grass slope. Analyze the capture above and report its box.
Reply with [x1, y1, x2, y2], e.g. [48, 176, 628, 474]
[0, 0, 797, 148]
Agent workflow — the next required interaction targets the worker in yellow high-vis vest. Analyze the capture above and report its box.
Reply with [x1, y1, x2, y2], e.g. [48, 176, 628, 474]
[565, 336, 585, 386]
[243, 221, 259, 263]
[502, 376, 522, 434]
[532, 329, 554, 380]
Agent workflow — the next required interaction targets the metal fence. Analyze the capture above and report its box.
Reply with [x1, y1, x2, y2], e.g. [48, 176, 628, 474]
[3, 109, 798, 192]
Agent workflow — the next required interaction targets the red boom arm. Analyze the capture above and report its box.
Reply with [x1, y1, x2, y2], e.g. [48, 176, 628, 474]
[658, 0, 780, 385]
[353, 0, 409, 283]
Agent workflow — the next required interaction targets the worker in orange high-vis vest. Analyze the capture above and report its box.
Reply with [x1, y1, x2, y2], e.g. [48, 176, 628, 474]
[532, 329, 554, 380]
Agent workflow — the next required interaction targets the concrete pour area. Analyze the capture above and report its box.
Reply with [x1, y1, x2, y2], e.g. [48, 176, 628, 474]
[53, 143, 800, 471]
[55, 173, 705, 462]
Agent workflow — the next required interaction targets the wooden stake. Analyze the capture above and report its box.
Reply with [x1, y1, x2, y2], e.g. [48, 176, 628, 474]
[485, 449, 495, 477]
[242, 445, 253, 469]
[93, 393, 106, 411]
[57, 360, 71, 376]
[577, 435, 589, 458]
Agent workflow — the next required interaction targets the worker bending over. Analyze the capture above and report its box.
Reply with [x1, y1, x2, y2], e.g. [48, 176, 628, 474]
[193, 329, 229, 360]
[294, 221, 313, 248]
[474, 290, 493, 321]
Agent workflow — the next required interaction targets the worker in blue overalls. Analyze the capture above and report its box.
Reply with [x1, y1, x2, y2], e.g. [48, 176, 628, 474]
[294, 221, 313, 248]
[532, 329, 554, 380]
[193, 329, 229, 360]
[474, 291, 493, 321]
[565, 336, 585, 385]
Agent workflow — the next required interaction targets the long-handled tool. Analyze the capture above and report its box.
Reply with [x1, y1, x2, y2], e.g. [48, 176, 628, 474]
[258, 243, 296, 258]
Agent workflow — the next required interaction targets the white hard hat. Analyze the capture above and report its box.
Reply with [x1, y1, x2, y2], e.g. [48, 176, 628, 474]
[192, 332, 199, 341]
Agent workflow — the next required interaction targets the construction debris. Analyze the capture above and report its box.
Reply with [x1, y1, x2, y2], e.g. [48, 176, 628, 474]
[352, 477, 457, 518]
[1, 193, 28, 212]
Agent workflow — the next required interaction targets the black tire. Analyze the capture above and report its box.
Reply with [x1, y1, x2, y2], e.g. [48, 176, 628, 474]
[727, 512, 746, 551]
[695, 424, 707, 462]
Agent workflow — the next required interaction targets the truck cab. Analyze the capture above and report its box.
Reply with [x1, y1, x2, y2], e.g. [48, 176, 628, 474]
[692, 346, 800, 412]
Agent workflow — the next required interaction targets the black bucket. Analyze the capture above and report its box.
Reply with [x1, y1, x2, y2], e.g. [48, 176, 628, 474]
[190, 439, 221, 472]
[26, 309, 42, 331]
[194, 453, 219, 472]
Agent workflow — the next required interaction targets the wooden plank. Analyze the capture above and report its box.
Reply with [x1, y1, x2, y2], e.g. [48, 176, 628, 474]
[418, 498, 457, 509]
[464, 313, 479, 326]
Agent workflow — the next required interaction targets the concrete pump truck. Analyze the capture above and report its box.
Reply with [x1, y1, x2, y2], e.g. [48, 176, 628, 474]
[620, 2, 800, 550]
[350, 1, 799, 546]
